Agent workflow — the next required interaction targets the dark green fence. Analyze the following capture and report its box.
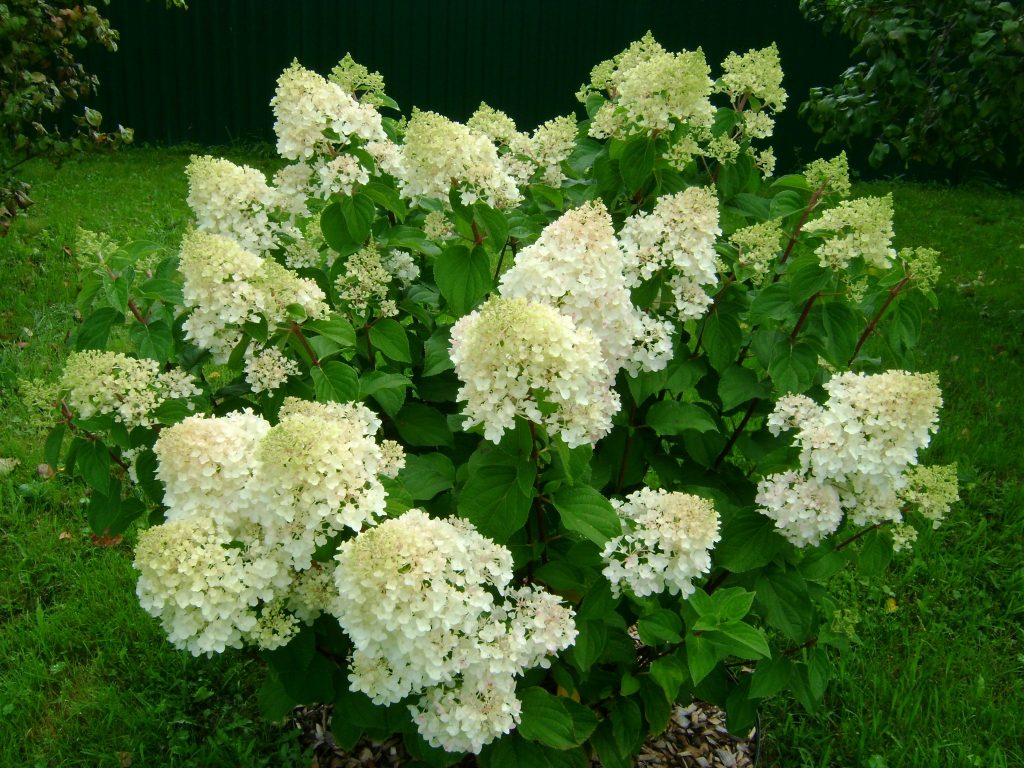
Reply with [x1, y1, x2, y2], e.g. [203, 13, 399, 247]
[86, 0, 851, 171]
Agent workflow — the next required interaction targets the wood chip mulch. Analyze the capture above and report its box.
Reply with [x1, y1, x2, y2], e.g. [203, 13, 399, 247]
[291, 701, 758, 767]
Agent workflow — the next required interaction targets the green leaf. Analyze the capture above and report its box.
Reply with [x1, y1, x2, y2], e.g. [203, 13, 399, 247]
[368, 319, 411, 363]
[399, 453, 455, 500]
[705, 622, 771, 660]
[422, 326, 454, 377]
[649, 654, 688, 701]
[568, 620, 607, 673]
[646, 401, 716, 436]
[472, 203, 509, 248]
[701, 311, 743, 372]
[139, 277, 183, 305]
[458, 455, 534, 543]
[129, 319, 173, 362]
[728, 193, 771, 220]
[393, 403, 453, 447]
[771, 174, 811, 192]
[75, 439, 110, 494]
[756, 568, 814, 642]
[434, 243, 492, 316]
[517, 688, 579, 749]
[768, 341, 817, 394]
[87, 481, 144, 536]
[638, 677, 672, 735]
[770, 190, 807, 219]
[610, 697, 642, 756]
[321, 195, 376, 250]
[711, 587, 756, 623]
[551, 485, 621, 546]
[786, 255, 833, 302]
[312, 361, 359, 403]
[103, 268, 132, 316]
[808, 301, 860, 366]
[381, 225, 442, 257]
[153, 399, 194, 426]
[685, 633, 718, 685]
[620, 135, 656, 194]
[75, 307, 121, 350]
[748, 282, 799, 325]
[305, 315, 357, 349]
[359, 371, 410, 417]
[718, 365, 768, 412]
[637, 609, 683, 645]
[44, 425, 66, 469]
[859, 527, 893, 576]
[361, 181, 407, 221]
[749, 656, 794, 698]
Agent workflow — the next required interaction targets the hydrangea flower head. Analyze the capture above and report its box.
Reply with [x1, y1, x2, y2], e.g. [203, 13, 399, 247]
[601, 488, 721, 598]
[449, 296, 620, 447]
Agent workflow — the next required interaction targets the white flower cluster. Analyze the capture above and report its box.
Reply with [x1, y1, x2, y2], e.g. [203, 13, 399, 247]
[332, 510, 576, 753]
[134, 515, 292, 655]
[186, 155, 280, 255]
[449, 296, 619, 447]
[601, 489, 721, 598]
[251, 398, 393, 569]
[498, 201, 669, 375]
[583, 33, 714, 140]
[619, 186, 722, 321]
[897, 463, 959, 528]
[804, 194, 896, 271]
[716, 43, 787, 112]
[730, 220, 783, 278]
[311, 154, 370, 199]
[60, 351, 199, 428]
[334, 242, 399, 318]
[757, 371, 946, 546]
[244, 347, 300, 393]
[178, 230, 328, 362]
[392, 109, 522, 209]
[270, 60, 385, 161]
[804, 152, 851, 197]
[134, 399, 397, 655]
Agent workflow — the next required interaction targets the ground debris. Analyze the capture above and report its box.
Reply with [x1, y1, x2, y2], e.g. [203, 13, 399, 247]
[291, 701, 757, 767]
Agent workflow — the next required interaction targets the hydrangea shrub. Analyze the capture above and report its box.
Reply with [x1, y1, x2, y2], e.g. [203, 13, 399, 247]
[33, 36, 959, 766]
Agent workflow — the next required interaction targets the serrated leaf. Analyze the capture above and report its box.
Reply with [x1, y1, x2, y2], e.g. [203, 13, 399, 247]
[305, 315, 356, 348]
[685, 633, 718, 685]
[649, 655, 687, 701]
[76, 439, 110, 494]
[434, 244, 492, 316]
[368, 319, 410, 363]
[718, 365, 768, 411]
[129, 319, 173, 362]
[646, 401, 717, 435]
[620, 135, 656, 193]
[75, 307, 121, 350]
[517, 688, 578, 749]
[312, 361, 359, 403]
[637, 609, 683, 645]
[472, 202, 509, 248]
[749, 656, 794, 698]
[393, 403, 453, 447]
[768, 341, 817, 394]
[551, 485, 620, 546]
[756, 568, 814, 642]
[706, 622, 771, 660]
[701, 311, 743, 372]
[568, 620, 607, 673]
[398, 453, 455, 500]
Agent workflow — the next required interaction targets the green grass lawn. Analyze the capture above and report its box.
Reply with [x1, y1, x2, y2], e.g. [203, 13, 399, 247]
[1, 150, 1021, 767]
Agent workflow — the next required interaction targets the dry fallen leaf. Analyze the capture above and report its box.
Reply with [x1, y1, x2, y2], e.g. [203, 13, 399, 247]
[90, 533, 124, 548]
[58, 531, 73, 541]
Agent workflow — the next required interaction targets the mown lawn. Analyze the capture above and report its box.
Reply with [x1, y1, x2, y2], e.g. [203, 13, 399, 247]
[1, 150, 1021, 767]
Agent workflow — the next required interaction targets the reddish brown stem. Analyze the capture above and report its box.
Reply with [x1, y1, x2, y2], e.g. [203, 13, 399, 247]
[127, 299, 148, 326]
[60, 401, 130, 471]
[835, 522, 883, 552]
[712, 397, 759, 469]
[789, 292, 820, 343]
[848, 276, 911, 365]
[289, 322, 320, 367]
[703, 568, 732, 595]
[778, 188, 823, 270]
[470, 220, 485, 246]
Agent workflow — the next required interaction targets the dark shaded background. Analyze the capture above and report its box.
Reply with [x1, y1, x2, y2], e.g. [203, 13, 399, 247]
[84, 0, 851, 173]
